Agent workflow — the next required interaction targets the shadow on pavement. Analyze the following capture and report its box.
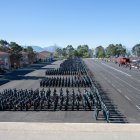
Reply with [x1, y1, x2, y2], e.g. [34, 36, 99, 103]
[94, 81, 128, 123]
[0, 63, 48, 86]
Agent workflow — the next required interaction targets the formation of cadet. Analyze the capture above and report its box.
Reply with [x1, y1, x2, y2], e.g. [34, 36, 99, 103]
[40, 76, 91, 87]
[0, 58, 110, 122]
[59, 58, 86, 72]
[90, 85, 110, 122]
[0, 87, 109, 122]
[46, 68, 86, 75]
[46, 58, 87, 75]
[0, 88, 97, 111]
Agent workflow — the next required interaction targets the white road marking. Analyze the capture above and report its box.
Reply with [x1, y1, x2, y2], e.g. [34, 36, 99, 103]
[130, 77, 140, 83]
[136, 105, 140, 110]
[101, 63, 131, 77]
[117, 89, 122, 93]
[111, 84, 115, 87]
[125, 95, 131, 101]
[102, 62, 140, 83]
[113, 74, 140, 92]
[96, 63, 140, 92]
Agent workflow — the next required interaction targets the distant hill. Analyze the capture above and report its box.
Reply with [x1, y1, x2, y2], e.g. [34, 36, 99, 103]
[44, 45, 62, 52]
[23, 45, 62, 52]
[31, 46, 45, 52]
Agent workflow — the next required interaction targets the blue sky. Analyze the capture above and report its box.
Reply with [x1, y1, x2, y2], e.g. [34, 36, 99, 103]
[0, 0, 140, 49]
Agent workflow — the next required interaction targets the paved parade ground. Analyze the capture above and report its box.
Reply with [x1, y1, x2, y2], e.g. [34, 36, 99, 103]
[0, 59, 140, 123]
[84, 58, 140, 123]
[0, 60, 98, 123]
[1, 58, 140, 139]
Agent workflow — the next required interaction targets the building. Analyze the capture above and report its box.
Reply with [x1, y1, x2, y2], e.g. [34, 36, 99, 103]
[20, 51, 29, 66]
[0, 51, 11, 69]
[36, 51, 54, 62]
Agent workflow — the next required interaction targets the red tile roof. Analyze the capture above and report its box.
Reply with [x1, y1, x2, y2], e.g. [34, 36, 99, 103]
[0, 51, 9, 56]
[36, 51, 52, 59]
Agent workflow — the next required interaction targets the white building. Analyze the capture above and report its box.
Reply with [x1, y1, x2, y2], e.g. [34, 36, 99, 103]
[0, 51, 11, 69]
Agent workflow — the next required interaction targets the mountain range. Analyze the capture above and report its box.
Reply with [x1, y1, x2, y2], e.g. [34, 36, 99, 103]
[24, 45, 62, 52]
[32, 45, 62, 52]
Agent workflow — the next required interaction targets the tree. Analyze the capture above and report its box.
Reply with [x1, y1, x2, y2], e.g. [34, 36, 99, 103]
[105, 44, 126, 57]
[24, 46, 36, 64]
[77, 45, 90, 58]
[105, 44, 117, 57]
[115, 44, 126, 57]
[66, 45, 75, 58]
[95, 46, 105, 58]
[62, 48, 67, 58]
[0, 40, 9, 52]
[132, 44, 140, 57]
[126, 49, 131, 57]
[77, 45, 83, 57]
[9, 42, 23, 65]
[54, 48, 63, 58]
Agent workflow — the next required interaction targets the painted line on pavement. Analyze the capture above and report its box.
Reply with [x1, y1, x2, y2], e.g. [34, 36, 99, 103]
[117, 89, 122, 93]
[125, 95, 131, 101]
[113, 74, 140, 92]
[96, 63, 140, 92]
[136, 105, 140, 110]
[101, 62, 131, 77]
[111, 84, 115, 87]
[102, 62, 140, 83]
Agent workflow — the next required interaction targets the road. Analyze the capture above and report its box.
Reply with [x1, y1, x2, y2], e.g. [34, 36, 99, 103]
[84, 58, 140, 123]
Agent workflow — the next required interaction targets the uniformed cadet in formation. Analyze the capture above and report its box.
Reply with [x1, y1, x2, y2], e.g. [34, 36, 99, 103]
[0, 88, 100, 112]
[40, 76, 92, 88]
[0, 58, 110, 122]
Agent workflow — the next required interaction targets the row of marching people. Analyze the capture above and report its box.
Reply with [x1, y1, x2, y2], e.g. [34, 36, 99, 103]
[0, 88, 98, 111]
[45, 68, 86, 75]
[90, 85, 110, 123]
[0, 88, 39, 111]
[40, 76, 92, 87]
[59, 58, 85, 71]
[45, 58, 87, 75]
[0, 87, 110, 122]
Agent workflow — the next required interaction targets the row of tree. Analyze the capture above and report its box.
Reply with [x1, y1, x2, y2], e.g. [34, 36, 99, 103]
[0, 39, 36, 65]
[1, 39, 140, 61]
[55, 45, 91, 58]
[55, 43, 140, 59]
[132, 44, 140, 57]
[95, 44, 140, 58]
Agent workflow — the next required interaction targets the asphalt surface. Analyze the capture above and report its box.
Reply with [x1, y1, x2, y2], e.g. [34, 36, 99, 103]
[0, 60, 100, 123]
[0, 63, 47, 86]
[1, 58, 140, 123]
[84, 58, 140, 123]
[1, 59, 140, 139]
